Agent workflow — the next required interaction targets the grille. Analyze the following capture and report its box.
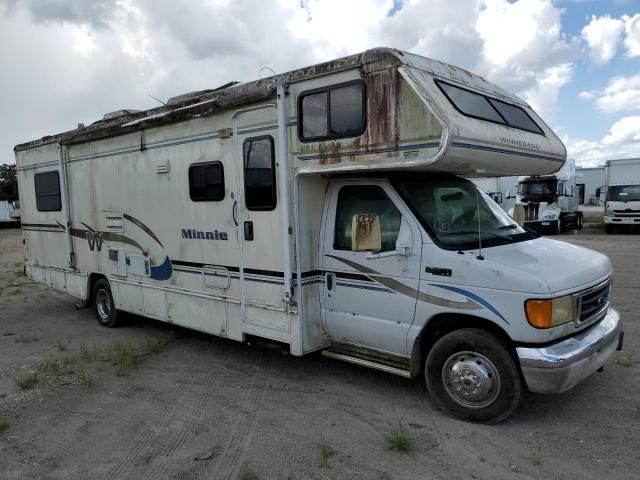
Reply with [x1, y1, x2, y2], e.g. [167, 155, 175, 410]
[577, 281, 611, 324]
[612, 209, 640, 217]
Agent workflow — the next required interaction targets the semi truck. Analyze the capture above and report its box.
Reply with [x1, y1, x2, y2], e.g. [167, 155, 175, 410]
[15, 48, 622, 423]
[509, 157, 583, 234]
[601, 158, 640, 233]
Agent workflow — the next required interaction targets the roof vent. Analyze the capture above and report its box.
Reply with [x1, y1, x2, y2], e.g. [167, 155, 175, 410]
[102, 109, 142, 121]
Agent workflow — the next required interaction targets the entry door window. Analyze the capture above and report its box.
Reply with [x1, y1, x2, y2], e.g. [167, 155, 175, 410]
[243, 136, 276, 211]
[334, 185, 401, 252]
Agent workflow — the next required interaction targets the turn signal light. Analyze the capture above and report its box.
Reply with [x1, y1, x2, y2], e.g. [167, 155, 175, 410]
[525, 299, 552, 329]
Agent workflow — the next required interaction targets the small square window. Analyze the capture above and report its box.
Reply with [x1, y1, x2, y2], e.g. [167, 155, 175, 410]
[189, 162, 225, 201]
[34, 171, 61, 212]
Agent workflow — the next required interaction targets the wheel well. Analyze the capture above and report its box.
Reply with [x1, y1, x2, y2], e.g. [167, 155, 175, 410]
[86, 273, 107, 305]
[410, 314, 513, 377]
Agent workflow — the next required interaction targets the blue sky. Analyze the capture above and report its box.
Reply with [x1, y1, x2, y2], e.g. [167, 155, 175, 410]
[1, 0, 639, 166]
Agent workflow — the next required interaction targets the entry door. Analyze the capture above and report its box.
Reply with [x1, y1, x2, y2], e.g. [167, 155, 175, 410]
[320, 181, 422, 356]
[233, 112, 285, 324]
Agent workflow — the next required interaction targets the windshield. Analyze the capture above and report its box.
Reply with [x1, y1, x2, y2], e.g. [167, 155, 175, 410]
[607, 185, 640, 202]
[518, 179, 556, 196]
[393, 175, 537, 250]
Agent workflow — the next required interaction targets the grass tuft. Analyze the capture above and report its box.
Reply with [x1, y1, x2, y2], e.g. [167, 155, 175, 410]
[0, 420, 8, 434]
[238, 466, 258, 480]
[384, 425, 416, 454]
[57, 338, 72, 352]
[319, 442, 337, 468]
[16, 372, 39, 390]
[529, 442, 543, 466]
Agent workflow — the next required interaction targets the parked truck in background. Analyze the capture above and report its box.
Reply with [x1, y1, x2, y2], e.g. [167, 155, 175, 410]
[469, 176, 518, 213]
[601, 158, 640, 233]
[509, 157, 583, 234]
[0, 200, 20, 227]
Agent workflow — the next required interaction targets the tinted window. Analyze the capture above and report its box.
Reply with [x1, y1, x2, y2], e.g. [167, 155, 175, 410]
[299, 81, 365, 141]
[488, 98, 543, 134]
[438, 82, 504, 123]
[301, 92, 328, 138]
[334, 185, 401, 252]
[189, 162, 224, 201]
[244, 136, 276, 211]
[34, 171, 61, 212]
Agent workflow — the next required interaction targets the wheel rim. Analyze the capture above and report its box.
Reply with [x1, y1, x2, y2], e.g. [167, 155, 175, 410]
[442, 351, 501, 409]
[96, 289, 112, 321]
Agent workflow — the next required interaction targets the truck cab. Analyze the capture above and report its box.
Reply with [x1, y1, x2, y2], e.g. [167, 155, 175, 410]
[602, 158, 640, 233]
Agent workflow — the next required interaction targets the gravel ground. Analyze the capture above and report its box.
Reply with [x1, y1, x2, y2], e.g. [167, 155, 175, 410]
[0, 228, 638, 480]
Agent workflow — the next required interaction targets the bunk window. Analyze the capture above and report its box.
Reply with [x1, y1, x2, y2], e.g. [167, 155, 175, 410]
[436, 80, 544, 135]
[188, 162, 225, 201]
[243, 136, 277, 211]
[34, 171, 62, 212]
[298, 80, 366, 141]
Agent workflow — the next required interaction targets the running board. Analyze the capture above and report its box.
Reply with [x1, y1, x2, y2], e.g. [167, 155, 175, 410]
[322, 350, 412, 378]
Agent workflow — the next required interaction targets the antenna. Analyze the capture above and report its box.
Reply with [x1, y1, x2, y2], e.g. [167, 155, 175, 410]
[148, 94, 167, 106]
[476, 188, 484, 260]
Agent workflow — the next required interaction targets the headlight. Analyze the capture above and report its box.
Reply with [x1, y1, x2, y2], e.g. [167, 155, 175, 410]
[605, 208, 615, 216]
[525, 295, 575, 329]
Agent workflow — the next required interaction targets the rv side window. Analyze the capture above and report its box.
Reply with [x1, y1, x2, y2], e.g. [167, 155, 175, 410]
[436, 80, 543, 135]
[34, 171, 62, 212]
[188, 162, 225, 201]
[243, 136, 277, 211]
[298, 80, 366, 141]
[334, 185, 401, 252]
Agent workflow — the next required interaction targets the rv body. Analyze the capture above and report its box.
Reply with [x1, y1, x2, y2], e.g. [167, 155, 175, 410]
[510, 158, 583, 234]
[15, 48, 622, 422]
[602, 158, 640, 233]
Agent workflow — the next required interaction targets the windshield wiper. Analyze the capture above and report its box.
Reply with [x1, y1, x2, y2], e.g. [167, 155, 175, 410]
[498, 224, 519, 230]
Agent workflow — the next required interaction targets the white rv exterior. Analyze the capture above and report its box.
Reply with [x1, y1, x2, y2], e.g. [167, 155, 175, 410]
[510, 158, 582, 234]
[15, 48, 622, 423]
[602, 158, 640, 233]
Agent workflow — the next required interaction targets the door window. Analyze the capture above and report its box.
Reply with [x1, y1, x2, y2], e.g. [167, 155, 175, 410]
[334, 185, 401, 252]
[243, 136, 277, 211]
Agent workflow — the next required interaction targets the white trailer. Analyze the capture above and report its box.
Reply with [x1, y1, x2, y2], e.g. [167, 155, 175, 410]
[601, 158, 640, 233]
[509, 157, 583, 234]
[469, 176, 518, 213]
[15, 48, 622, 423]
[0, 200, 20, 227]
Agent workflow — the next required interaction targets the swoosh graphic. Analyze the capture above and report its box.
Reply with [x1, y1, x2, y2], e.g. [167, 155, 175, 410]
[326, 255, 480, 311]
[429, 284, 510, 325]
[123, 213, 164, 248]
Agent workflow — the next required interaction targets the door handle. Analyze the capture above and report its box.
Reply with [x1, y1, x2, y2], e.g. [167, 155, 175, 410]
[232, 200, 238, 227]
[244, 221, 254, 241]
[325, 272, 335, 291]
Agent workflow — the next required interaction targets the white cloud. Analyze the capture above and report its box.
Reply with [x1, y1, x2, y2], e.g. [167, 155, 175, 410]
[623, 13, 640, 57]
[580, 74, 640, 113]
[602, 116, 640, 144]
[581, 14, 624, 65]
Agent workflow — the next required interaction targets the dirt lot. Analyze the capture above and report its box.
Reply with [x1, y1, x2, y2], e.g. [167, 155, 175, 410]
[0, 228, 638, 480]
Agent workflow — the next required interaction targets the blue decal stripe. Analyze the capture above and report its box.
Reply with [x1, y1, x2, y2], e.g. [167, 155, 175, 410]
[429, 284, 510, 325]
[450, 142, 564, 163]
[297, 141, 439, 161]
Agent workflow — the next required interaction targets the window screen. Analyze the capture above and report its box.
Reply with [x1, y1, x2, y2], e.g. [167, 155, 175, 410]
[243, 136, 276, 211]
[189, 162, 225, 201]
[34, 171, 61, 212]
[299, 81, 366, 141]
[436, 80, 544, 135]
[334, 185, 401, 252]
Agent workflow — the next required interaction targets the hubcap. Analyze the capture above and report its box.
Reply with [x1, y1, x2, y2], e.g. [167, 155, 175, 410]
[96, 289, 112, 321]
[442, 351, 501, 409]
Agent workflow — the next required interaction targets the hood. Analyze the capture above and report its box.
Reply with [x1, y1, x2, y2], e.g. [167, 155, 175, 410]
[480, 237, 612, 295]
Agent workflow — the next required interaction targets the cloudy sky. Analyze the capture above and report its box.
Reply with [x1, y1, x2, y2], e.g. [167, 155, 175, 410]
[1, 0, 639, 166]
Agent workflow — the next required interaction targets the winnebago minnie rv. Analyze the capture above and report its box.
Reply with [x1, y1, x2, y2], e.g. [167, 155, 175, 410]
[15, 48, 622, 423]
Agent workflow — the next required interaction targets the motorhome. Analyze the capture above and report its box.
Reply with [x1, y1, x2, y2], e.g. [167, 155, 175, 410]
[0, 200, 20, 227]
[509, 158, 583, 234]
[15, 48, 622, 423]
[600, 158, 640, 233]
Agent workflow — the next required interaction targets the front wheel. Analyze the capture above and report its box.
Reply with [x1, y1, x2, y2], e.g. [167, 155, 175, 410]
[93, 278, 121, 327]
[577, 212, 584, 230]
[425, 329, 523, 424]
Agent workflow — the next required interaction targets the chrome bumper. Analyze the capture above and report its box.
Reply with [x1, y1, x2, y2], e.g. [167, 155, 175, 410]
[516, 308, 623, 394]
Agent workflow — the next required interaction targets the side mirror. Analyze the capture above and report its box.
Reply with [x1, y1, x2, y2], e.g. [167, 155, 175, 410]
[492, 192, 503, 204]
[351, 214, 381, 252]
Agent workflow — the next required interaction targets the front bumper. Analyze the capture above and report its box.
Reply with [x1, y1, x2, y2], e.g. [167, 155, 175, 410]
[604, 216, 640, 225]
[524, 219, 558, 234]
[516, 308, 623, 394]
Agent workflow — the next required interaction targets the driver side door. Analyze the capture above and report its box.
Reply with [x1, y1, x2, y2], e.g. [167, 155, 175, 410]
[320, 181, 422, 356]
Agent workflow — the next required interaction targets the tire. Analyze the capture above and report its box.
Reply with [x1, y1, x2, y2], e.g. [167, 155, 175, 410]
[577, 212, 584, 231]
[425, 328, 523, 424]
[555, 218, 562, 235]
[92, 278, 121, 327]
[605, 224, 614, 234]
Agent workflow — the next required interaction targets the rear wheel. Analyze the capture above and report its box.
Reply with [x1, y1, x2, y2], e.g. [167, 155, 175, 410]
[425, 328, 523, 424]
[555, 218, 562, 234]
[577, 212, 584, 230]
[93, 279, 121, 327]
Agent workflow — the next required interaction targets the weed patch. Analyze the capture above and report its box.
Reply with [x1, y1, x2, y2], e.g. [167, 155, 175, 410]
[57, 338, 72, 352]
[16, 372, 39, 390]
[319, 442, 337, 468]
[238, 466, 258, 480]
[0, 420, 8, 434]
[384, 425, 416, 454]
